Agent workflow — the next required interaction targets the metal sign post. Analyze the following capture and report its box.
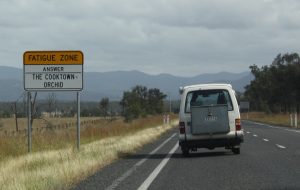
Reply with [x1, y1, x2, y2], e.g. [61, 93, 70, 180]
[23, 51, 84, 152]
[77, 91, 80, 150]
[27, 92, 32, 153]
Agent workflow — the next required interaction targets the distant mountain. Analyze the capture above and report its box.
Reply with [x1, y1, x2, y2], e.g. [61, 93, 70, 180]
[0, 66, 22, 80]
[0, 66, 253, 101]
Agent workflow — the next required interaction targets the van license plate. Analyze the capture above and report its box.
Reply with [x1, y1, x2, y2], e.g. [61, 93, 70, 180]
[204, 116, 218, 121]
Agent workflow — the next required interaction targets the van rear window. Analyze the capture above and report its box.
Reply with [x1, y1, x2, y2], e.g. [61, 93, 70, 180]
[185, 89, 233, 113]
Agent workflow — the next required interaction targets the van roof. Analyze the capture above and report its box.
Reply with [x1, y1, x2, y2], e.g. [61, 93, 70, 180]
[179, 83, 233, 94]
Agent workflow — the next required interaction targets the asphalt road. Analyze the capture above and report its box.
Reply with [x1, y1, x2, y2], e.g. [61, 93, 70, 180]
[73, 121, 300, 190]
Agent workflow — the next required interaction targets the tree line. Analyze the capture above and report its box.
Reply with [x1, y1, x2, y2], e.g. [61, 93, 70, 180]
[96, 85, 167, 121]
[120, 85, 167, 121]
[244, 53, 300, 113]
[0, 84, 167, 120]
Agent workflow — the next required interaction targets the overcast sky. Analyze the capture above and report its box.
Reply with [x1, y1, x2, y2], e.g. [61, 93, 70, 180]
[0, 0, 299, 76]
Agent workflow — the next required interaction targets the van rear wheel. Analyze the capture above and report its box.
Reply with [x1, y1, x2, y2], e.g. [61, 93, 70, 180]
[232, 147, 240, 154]
[181, 147, 190, 157]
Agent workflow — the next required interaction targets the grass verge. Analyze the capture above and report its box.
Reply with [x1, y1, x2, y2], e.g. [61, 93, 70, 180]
[0, 115, 176, 160]
[0, 119, 177, 190]
[241, 112, 299, 127]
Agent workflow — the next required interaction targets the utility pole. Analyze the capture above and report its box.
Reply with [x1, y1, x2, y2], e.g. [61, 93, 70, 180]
[169, 93, 172, 113]
[14, 102, 18, 132]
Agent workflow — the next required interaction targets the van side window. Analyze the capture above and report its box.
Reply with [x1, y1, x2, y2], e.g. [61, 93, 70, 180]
[185, 89, 233, 113]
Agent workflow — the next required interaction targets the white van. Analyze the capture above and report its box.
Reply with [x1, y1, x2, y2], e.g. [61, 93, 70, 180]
[178, 83, 244, 156]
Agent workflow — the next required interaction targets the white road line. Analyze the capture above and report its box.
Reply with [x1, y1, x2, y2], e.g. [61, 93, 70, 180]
[105, 133, 177, 190]
[267, 125, 280, 129]
[276, 144, 286, 149]
[248, 121, 300, 134]
[137, 143, 179, 190]
[253, 134, 258, 137]
[263, 139, 269, 142]
[246, 131, 251, 134]
[285, 129, 300, 133]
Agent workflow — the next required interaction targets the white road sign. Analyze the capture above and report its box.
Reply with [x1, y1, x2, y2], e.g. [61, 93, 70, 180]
[23, 51, 83, 91]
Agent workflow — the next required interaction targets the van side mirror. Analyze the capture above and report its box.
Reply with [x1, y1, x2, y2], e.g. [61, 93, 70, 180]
[179, 87, 184, 95]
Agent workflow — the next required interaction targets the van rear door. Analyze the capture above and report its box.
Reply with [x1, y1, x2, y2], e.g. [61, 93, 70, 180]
[191, 105, 230, 135]
[185, 89, 233, 135]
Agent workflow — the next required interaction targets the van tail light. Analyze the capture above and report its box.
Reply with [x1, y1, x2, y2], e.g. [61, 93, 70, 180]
[179, 121, 185, 134]
[235, 118, 241, 131]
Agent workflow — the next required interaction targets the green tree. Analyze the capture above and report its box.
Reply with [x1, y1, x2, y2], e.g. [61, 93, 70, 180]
[120, 91, 141, 121]
[99, 97, 110, 118]
[120, 85, 166, 122]
[245, 53, 300, 113]
[147, 88, 167, 114]
[132, 85, 148, 116]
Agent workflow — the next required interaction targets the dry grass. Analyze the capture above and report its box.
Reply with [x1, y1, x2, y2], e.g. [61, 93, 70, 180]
[0, 118, 97, 160]
[0, 118, 177, 190]
[241, 112, 299, 127]
[0, 114, 178, 161]
[0, 114, 178, 189]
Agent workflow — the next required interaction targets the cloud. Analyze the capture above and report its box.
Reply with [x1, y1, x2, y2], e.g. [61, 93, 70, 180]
[0, 0, 300, 76]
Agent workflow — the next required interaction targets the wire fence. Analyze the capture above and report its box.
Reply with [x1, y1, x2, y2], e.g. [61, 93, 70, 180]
[0, 119, 105, 137]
